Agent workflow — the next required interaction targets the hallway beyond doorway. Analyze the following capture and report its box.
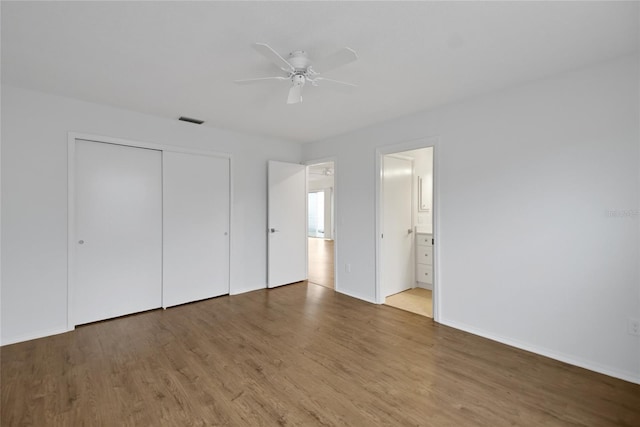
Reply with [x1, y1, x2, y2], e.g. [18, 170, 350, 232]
[308, 238, 334, 289]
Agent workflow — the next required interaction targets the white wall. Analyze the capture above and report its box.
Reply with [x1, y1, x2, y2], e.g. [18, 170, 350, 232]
[1, 85, 301, 345]
[303, 55, 640, 383]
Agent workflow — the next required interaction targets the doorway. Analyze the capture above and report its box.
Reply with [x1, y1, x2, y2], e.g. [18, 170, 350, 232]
[307, 161, 335, 289]
[378, 145, 434, 318]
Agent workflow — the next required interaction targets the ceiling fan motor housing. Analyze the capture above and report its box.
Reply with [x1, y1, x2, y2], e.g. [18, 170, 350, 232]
[291, 74, 306, 86]
[288, 50, 311, 72]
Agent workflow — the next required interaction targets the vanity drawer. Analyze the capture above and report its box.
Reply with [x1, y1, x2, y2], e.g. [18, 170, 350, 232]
[417, 264, 433, 284]
[416, 246, 433, 265]
[416, 234, 433, 246]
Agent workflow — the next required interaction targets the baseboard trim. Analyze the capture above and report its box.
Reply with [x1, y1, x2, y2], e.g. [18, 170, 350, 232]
[230, 284, 265, 296]
[416, 282, 433, 291]
[2, 327, 71, 346]
[336, 289, 377, 305]
[439, 318, 640, 385]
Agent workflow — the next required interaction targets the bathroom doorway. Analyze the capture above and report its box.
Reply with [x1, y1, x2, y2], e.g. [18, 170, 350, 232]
[378, 146, 434, 318]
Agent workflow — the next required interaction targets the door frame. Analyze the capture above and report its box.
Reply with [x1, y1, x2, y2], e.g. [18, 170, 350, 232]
[304, 157, 339, 292]
[375, 136, 440, 321]
[66, 132, 232, 331]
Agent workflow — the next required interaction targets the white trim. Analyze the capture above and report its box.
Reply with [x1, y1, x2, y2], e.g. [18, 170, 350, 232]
[304, 157, 339, 292]
[385, 153, 414, 161]
[440, 318, 640, 385]
[68, 132, 232, 159]
[229, 283, 264, 296]
[432, 142, 441, 321]
[67, 132, 233, 330]
[161, 151, 165, 308]
[0, 81, 2, 344]
[305, 165, 309, 282]
[375, 136, 440, 322]
[227, 155, 234, 300]
[336, 288, 377, 305]
[2, 327, 70, 346]
[67, 136, 76, 330]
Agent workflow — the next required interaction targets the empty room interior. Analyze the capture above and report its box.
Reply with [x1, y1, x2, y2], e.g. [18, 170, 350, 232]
[1, 1, 639, 426]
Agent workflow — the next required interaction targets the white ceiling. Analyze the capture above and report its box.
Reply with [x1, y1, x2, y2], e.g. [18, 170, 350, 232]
[2, 1, 638, 143]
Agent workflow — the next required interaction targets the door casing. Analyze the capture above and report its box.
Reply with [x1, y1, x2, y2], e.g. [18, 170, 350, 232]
[375, 136, 440, 321]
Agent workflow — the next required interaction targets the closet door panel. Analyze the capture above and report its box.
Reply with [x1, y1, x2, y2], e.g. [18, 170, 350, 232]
[74, 140, 162, 325]
[163, 152, 230, 307]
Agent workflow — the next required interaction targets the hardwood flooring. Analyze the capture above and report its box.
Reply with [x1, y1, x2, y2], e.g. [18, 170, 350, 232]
[307, 238, 334, 289]
[2, 282, 639, 426]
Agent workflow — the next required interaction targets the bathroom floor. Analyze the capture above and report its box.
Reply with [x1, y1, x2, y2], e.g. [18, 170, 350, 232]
[384, 288, 432, 318]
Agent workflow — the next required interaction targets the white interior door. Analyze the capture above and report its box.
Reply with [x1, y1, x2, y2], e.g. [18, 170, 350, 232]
[382, 155, 414, 297]
[268, 160, 307, 287]
[162, 152, 230, 307]
[74, 140, 162, 325]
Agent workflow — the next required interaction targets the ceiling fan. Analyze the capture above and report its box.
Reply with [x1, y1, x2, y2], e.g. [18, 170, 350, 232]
[235, 43, 358, 104]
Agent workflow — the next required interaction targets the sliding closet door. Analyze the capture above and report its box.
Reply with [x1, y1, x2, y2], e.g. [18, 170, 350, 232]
[162, 152, 230, 307]
[74, 140, 162, 325]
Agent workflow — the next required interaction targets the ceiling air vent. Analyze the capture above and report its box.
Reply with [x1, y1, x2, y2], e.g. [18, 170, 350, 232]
[178, 116, 204, 125]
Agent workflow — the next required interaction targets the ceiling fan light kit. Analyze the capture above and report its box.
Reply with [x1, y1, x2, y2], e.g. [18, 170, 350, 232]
[235, 43, 358, 104]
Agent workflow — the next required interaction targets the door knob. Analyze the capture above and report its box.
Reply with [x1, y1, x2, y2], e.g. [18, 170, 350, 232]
[407, 229, 413, 234]
[270, 228, 280, 233]
[78, 240, 85, 245]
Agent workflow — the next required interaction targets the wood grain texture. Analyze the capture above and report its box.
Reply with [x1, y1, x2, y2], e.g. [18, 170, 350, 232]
[2, 282, 639, 426]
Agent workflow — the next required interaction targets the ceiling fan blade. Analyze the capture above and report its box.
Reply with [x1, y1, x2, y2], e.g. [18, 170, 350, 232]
[315, 77, 357, 88]
[234, 76, 288, 85]
[253, 43, 295, 73]
[287, 84, 303, 104]
[313, 47, 358, 73]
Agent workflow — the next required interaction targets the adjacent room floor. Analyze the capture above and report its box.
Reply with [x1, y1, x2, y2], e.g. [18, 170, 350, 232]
[2, 282, 639, 426]
[384, 287, 433, 318]
[307, 237, 334, 289]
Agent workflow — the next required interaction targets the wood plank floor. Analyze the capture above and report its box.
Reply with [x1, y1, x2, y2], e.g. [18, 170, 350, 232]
[308, 238, 334, 289]
[2, 282, 639, 426]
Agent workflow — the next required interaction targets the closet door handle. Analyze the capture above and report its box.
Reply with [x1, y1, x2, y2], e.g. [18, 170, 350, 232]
[269, 228, 280, 233]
